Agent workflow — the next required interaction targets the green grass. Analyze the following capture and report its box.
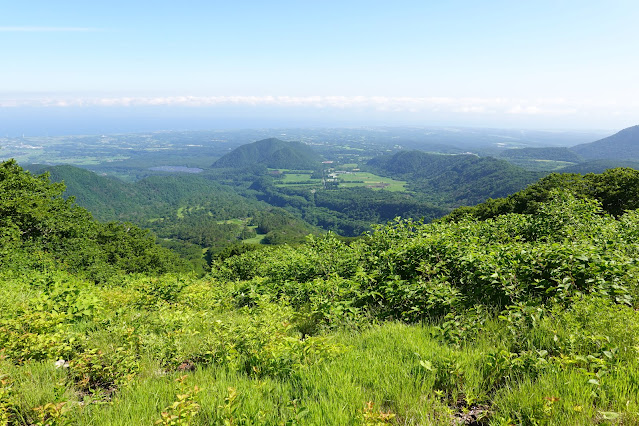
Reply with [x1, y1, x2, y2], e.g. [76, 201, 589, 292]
[339, 172, 407, 191]
[8, 316, 638, 425]
[339, 163, 359, 169]
[277, 173, 320, 185]
[334, 145, 365, 151]
[4, 265, 639, 425]
[272, 171, 321, 188]
[176, 205, 207, 218]
[176, 206, 186, 219]
[271, 168, 406, 191]
[1, 322, 457, 425]
[506, 159, 578, 172]
[5, 192, 639, 425]
[278, 169, 315, 172]
[241, 233, 266, 244]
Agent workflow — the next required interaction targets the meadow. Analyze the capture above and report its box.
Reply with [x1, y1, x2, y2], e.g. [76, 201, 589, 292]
[273, 168, 406, 192]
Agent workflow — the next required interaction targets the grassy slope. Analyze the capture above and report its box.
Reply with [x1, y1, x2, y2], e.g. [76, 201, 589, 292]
[2, 271, 638, 425]
[4, 165, 639, 425]
[4, 193, 639, 424]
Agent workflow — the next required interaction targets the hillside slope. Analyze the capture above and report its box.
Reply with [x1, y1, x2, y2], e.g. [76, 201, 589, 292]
[25, 164, 264, 223]
[444, 166, 639, 221]
[571, 125, 639, 160]
[212, 138, 322, 169]
[3, 162, 639, 424]
[498, 146, 583, 162]
[558, 159, 639, 174]
[367, 150, 542, 206]
[0, 160, 187, 281]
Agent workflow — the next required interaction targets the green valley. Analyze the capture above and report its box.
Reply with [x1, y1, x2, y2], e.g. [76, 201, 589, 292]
[3, 160, 639, 424]
[3, 125, 639, 425]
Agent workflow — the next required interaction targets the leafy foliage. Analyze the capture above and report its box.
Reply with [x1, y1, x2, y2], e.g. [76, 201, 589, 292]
[217, 192, 639, 319]
[445, 166, 639, 221]
[0, 160, 187, 281]
[4, 163, 639, 424]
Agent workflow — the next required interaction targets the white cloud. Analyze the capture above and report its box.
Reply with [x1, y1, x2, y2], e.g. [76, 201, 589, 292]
[506, 105, 578, 116]
[0, 95, 634, 119]
[453, 106, 490, 114]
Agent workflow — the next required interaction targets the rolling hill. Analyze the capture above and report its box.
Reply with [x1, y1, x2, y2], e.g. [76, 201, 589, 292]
[25, 164, 140, 221]
[570, 125, 639, 160]
[5, 158, 639, 425]
[212, 138, 322, 169]
[498, 147, 583, 162]
[444, 166, 639, 221]
[367, 150, 542, 206]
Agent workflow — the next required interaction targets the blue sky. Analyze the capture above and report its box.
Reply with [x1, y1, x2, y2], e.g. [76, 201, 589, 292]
[1, 0, 638, 132]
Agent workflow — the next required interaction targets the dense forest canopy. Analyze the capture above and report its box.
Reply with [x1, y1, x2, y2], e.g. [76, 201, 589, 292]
[212, 138, 322, 169]
[367, 150, 542, 206]
[497, 147, 583, 162]
[0, 160, 188, 281]
[444, 167, 639, 221]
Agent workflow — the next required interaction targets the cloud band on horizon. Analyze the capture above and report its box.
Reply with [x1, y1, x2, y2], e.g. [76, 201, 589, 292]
[0, 95, 609, 117]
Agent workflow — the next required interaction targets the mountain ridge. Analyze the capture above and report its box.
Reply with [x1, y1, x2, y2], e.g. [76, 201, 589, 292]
[570, 125, 639, 161]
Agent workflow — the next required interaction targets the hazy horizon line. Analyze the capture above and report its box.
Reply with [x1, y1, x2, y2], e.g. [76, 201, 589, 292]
[0, 94, 620, 117]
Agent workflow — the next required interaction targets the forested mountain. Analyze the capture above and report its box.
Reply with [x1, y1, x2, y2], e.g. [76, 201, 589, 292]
[0, 160, 188, 282]
[367, 150, 468, 176]
[27, 162, 448, 239]
[444, 166, 639, 221]
[21, 163, 319, 273]
[559, 159, 639, 174]
[24, 149, 546, 244]
[247, 176, 447, 236]
[25, 164, 263, 223]
[25, 164, 142, 221]
[498, 146, 583, 162]
[367, 150, 542, 206]
[571, 124, 639, 160]
[23, 130, 639, 263]
[212, 138, 322, 169]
